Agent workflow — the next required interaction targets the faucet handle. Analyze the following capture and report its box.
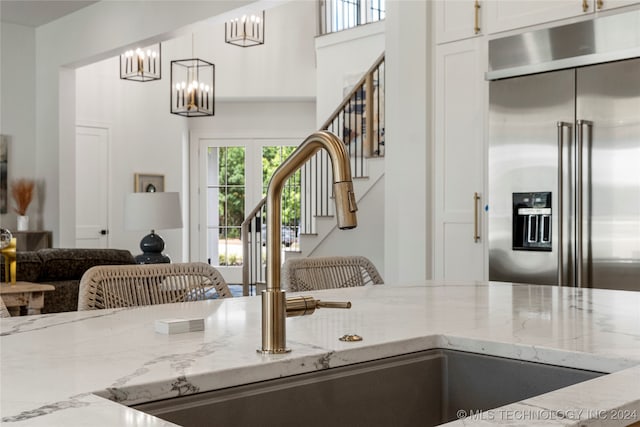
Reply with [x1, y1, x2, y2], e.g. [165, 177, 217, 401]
[315, 300, 352, 309]
[286, 296, 352, 317]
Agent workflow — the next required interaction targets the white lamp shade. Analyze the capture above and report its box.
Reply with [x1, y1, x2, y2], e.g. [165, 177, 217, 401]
[124, 192, 183, 231]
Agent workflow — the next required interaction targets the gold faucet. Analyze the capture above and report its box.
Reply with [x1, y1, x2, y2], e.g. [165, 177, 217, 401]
[260, 131, 358, 354]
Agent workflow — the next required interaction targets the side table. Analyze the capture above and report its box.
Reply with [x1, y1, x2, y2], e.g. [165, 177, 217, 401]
[0, 281, 55, 316]
[11, 231, 53, 251]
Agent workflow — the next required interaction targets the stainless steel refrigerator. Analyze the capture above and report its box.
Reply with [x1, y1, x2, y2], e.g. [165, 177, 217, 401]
[488, 57, 640, 291]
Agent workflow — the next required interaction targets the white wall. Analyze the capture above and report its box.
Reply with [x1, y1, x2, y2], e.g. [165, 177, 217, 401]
[315, 21, 385, 126]
[74, 1, 317, 260]
[0, 22, 37, 228]
[32, 0, 257, 246]
[309, 175, 385, 277]
[188, 101, 316, 136]
[384, 0, 431, 282]
[75, 40, 189, 261]
[209, 0, 316, 99]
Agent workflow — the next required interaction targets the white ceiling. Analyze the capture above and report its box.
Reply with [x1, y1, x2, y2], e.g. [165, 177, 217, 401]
[0, 0, 99, 27]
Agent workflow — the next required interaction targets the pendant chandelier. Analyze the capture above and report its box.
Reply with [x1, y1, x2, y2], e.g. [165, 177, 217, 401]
[225, 11, 265, 47]
[170, 36, 215, 117]
[120, 43, 161, 82]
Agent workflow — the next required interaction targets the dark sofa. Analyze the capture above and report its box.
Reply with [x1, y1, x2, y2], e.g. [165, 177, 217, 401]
[1, 248, 135, 313]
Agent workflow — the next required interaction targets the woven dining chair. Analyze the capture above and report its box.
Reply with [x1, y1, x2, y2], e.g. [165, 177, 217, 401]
[0, 296, 10, 318]
[283, 256, 384, 292]
[78, 262, 232, 310]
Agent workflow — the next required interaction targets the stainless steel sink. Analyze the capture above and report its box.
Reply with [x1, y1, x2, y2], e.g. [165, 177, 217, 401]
[133, 349, 603, 426]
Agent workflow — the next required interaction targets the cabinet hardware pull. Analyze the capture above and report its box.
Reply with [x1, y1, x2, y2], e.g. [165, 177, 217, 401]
[474, 0, 481, 34]
[473, 192, 481, 242]
[582, 0, 589, 12]
[596, 0, 604, 9]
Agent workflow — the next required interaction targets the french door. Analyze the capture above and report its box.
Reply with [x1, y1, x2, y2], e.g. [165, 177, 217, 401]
[196, 138, 300, 284]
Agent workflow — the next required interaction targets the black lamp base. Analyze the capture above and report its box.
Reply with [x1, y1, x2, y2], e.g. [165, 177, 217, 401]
[135, 231, 171, 264]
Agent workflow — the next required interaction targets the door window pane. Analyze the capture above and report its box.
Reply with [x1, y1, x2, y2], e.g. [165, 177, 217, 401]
[208, 146, 245, 266]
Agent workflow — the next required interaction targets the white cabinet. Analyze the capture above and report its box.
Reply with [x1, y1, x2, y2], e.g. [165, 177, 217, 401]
[433, 38, 487, 280]
[435, 0, 483, 44]
[485, 0, 586, 33]
[596, 0, 640, 11]
[485, 0, 640, 34]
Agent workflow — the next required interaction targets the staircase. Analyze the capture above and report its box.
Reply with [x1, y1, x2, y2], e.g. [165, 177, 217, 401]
[241, 53, 385, 296]
[284, 156, 384, 261]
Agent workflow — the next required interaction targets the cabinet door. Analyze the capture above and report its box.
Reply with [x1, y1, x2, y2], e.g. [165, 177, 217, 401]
[485, 0, 588, 34]
[595, 0, 640, 12]
[435, 0, 483, 44]
[434, 39, 487, 280]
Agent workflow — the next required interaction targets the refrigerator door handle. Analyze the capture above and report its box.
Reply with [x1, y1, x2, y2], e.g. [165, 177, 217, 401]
[557, 122, 572, 286]
[576, 120, 593, 288]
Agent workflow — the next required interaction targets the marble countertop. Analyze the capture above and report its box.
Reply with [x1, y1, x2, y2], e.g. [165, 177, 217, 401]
[1, 281, 639, 426]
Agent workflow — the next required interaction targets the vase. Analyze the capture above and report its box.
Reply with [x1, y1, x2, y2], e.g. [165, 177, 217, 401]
[17, 215, 29, 231]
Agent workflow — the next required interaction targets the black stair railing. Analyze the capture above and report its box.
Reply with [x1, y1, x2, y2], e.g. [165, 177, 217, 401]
[241, 54, 384, 296]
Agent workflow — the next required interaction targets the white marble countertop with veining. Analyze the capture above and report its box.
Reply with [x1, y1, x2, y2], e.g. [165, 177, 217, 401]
[1, 281, 639, 426]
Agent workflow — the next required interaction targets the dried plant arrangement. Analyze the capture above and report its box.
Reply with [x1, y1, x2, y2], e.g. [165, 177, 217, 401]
[10, 178, 35, 216]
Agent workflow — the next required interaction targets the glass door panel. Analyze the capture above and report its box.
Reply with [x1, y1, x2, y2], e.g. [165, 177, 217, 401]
[200, 140, 301, 288]
[207, 146, 246, 283]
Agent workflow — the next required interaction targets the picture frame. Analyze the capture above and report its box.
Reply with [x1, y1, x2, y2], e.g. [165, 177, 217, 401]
[134, 173, 164, 193]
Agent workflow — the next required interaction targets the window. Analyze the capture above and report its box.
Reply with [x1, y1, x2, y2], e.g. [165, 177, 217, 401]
[320, 0, 386, 35]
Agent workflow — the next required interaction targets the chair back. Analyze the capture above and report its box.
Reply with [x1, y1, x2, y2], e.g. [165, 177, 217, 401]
[0, 296, 10, 318]
[283, 256, 383, 292]
[78, 262, 232, 310]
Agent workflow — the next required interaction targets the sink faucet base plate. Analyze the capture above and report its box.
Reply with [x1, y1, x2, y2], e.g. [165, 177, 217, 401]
[257, 348, 292, 354]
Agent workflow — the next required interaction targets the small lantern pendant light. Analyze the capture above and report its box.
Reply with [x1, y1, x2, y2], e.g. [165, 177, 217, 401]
[225, 11, 265, 47]
[120, 43, 161, 82]
[170, 35, 215, 117]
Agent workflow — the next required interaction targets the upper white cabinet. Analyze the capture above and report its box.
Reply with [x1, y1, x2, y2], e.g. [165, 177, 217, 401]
[597, 0, 640, 11]
[485, 0, 640, 34]
[435, 0, 484, 44]
[485, 1, 586, 33]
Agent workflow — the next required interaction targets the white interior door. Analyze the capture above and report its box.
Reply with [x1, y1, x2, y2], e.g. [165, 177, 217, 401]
[75, 126, 109, 248]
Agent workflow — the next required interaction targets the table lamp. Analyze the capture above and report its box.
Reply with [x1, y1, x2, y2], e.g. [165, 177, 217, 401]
[124, 192, 183, 264]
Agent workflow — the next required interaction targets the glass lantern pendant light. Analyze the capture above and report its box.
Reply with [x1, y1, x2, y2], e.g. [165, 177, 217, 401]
[170, 35, 215, 117]
[120, 43, 161, 82]
[225, 11, 265, 47]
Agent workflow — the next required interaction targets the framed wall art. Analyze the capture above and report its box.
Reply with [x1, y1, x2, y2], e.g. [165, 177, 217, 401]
[134, 173, 164, 193]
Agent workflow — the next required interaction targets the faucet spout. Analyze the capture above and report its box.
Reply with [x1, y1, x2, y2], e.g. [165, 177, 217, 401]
[259, 131, 358, 354]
